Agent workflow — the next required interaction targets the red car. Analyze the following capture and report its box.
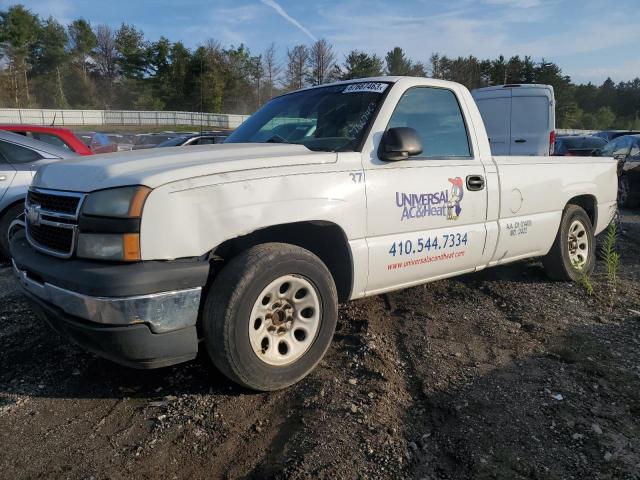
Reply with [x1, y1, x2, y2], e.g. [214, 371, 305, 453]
[0, 125, 92, 156]
[75, 131, 119, 154]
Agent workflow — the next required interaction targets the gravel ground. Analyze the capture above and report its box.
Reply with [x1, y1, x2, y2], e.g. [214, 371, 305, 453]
[0, 211, 639, 480]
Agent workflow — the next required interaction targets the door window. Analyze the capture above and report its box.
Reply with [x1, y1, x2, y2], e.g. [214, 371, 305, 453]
[476, 97, 510, 139]
[91, 133, 110, 147]
[386, 87, 471, 158]
[29, 132, 71, 150]
[511, 96, 549, 134]
[0, 140, 43, 164]
[602, 137, 632, 157]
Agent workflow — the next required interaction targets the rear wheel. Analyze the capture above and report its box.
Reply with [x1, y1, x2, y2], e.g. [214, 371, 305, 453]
[542, 205, 595, 282]
[202, 243, 338, 391]
[0, 204, 24, 260]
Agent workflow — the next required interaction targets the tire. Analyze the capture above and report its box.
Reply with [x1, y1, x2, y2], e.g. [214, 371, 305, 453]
[542, 205, 595, 282]
[202, 243, 338, 391]
[0, 204, 24, 260]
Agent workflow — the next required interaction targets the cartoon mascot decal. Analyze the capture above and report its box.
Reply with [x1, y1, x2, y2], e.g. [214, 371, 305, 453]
[447, 177, 464, 220]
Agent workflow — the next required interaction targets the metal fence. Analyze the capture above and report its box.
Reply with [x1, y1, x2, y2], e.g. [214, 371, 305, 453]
[0, 108, 251, 129]
[0, 111, 603, 136]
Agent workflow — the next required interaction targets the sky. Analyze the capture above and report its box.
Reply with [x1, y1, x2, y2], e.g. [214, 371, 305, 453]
[2, 0, 639, 84]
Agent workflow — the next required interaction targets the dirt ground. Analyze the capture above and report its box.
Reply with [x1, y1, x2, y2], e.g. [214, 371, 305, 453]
[1, 212, 639, 480]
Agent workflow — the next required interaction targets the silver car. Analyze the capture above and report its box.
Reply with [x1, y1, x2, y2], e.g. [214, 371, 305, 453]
[0, 130, 77, 258]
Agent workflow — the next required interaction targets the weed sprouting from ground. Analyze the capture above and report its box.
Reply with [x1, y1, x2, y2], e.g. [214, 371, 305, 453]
[601, 221, 620, 286]
[573, 221, 620, 305]
[580, 269, 595, 296]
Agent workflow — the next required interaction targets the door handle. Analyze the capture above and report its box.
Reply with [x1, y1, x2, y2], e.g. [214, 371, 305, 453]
[0, 176, 6, 181]
[466, 175, 485, 191]
[514, 139, 527, 143]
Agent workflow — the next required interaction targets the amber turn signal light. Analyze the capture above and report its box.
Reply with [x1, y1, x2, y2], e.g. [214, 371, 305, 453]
[123, 233, 141, 261]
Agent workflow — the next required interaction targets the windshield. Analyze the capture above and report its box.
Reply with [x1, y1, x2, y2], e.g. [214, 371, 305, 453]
[562, 137, 606, 149]
[225, 82, 390, 152]
[600, 136, 634, 157]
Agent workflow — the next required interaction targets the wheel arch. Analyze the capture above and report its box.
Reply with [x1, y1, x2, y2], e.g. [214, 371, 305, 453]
[0, 198, 25, 220]
[566, 194, 597, 227]
[211, 221, 354, 303]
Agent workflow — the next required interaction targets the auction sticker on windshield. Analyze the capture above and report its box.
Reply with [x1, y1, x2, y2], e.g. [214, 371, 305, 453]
[343, 82, 388, 94]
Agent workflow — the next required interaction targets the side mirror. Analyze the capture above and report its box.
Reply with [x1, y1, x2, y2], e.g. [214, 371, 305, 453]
[380, 127, 423, 162]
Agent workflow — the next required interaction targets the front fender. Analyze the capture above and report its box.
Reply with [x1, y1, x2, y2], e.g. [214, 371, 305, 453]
[139, 171, 367, 260]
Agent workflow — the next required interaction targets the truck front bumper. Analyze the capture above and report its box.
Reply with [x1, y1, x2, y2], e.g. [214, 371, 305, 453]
[10, 232, 210, 369]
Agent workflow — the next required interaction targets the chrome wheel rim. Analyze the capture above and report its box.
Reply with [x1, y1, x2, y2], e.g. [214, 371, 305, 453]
[568, 219, 589, 268]
[249, 274, 321, 366]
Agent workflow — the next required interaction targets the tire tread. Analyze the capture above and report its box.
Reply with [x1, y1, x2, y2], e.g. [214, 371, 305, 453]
[542, 204, 595, 282]
[203, 243, 337, 391]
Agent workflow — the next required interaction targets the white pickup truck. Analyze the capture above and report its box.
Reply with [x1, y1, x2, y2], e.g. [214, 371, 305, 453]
[10, 77, 617, 391]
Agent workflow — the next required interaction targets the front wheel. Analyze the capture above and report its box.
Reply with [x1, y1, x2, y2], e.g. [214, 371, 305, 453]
[0, 204, 25, 260]
[202, 243, 338, 391]
[542, 205, 595, 282]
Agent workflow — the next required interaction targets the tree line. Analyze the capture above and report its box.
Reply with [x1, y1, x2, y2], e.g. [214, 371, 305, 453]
[1, 4, 639, 129]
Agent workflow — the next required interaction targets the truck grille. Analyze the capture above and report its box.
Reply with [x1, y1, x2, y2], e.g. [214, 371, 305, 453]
[25, 188, 85, 258]
[28, 223, 75, 253]
[27, 190, 81, 215]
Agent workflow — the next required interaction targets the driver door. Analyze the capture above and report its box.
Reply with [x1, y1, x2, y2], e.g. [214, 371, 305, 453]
[0, 154, 16, 201]
[363, 85, 488, 294]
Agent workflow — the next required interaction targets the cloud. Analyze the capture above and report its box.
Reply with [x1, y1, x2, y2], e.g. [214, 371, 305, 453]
[259, 0, 317, 42]
[482, 0, 541, 7]
[318, 0, 640, 84]
[316, 1, 528, 62]
[511, 12, 640, 58]
[571, 59, 640, 84]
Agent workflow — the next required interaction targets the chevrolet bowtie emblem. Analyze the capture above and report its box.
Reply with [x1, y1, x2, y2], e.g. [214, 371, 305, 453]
[26, 204, 42, 226]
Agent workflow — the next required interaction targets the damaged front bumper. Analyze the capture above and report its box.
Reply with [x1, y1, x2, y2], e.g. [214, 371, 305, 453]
[13, 261, 202, 334]
[10, 231, 209, 369]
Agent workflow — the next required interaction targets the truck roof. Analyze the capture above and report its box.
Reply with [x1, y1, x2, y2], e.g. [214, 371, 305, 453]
[0, 129, 78, 158]
[0, 124, 77, 133]
[472, 84, 554, 93]
[278, 76, 464, 98]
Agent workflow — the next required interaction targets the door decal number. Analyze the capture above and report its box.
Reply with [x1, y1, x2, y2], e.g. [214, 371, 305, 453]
[349, 172, 364, 183]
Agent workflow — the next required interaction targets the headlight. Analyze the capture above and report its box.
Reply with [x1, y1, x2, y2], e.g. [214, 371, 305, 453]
[77, 233, 141, 261]
[82, 186, 151, 218]
[78, 186, 150, 261]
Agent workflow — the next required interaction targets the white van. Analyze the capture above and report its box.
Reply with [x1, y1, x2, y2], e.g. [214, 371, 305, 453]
[471, 84, 555, 156]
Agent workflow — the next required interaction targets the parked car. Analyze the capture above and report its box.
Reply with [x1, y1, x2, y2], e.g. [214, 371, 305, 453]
[471, 84, 555, 156]
[595, 134, 640, 207]
[10, 77, 617, 391]
[0, 125, 92, 156]
[132, 133, 181, 150]
[156, 133, 228, 147]
[592, 130, 640, 143]
[75, 131, 118, 154]
[553, 135, 606, 156]
[0, 130, 77, 258]
[106, 134, 135, 151]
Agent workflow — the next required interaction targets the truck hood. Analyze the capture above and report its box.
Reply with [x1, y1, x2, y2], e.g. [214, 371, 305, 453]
[32, 143, 337, 192]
